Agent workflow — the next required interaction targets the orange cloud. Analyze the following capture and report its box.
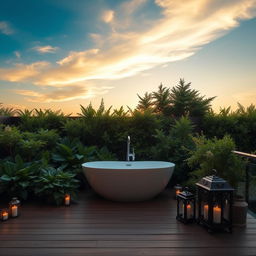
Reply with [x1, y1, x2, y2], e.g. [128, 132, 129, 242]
[33, 45, 59, 53]
[1, 0, 256, 102]
[0, 62, 49, 82]
[14, 85, 113, 103]
[102, 10, 115, 23]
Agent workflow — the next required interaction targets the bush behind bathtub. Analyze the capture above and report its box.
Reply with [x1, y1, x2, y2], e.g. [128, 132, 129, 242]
[0, 138, 116, 204]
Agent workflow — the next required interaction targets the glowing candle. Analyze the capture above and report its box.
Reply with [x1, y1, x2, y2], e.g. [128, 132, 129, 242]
[176, 189, 181, 196]
[11, 205, 18, 217]
[65, 194, 70, 206]
[203, 204, 208, 220]
[1, 210, 9, 221]
[174, 184, 182, 199]
[186, 204, 192, 218]
[213, 206, 221, 224]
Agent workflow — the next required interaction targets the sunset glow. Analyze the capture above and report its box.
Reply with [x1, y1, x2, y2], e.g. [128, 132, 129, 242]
[0, 0, 256, 114]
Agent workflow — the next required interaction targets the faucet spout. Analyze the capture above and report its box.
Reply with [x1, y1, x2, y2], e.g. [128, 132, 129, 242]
[127, 136, 135, 161]
[127, 136, 130, 161]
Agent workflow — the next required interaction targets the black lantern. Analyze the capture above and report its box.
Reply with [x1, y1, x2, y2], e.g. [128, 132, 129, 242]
[176, 187, 196, 224]
[196, 171, 234, 232]
[174, 184, 182, 199]
[1, 209, 9, 221]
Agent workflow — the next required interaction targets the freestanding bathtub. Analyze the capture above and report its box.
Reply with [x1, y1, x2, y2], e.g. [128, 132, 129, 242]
[82, 161, 175, 202]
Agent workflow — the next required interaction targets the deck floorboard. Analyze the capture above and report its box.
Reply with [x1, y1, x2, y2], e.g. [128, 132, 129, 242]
[0, 190, 254, 255]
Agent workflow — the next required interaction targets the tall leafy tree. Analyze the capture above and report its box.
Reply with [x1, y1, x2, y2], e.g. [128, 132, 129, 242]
[152, 84, 172, 115]
[78, 99, 112, 118]
[136, 92, 153, 112]
[170, 79, 215, 117]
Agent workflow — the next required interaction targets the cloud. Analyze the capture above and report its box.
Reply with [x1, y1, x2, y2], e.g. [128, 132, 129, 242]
[1, 0, 256, 102]
[0, 62, 49, 82]
[3, 103, 27, 111]
[33, 45, 59, 53]
[0, 21, 13, 35]
[14, 51, 21, 58]
[14, 85, 113, 103]
[102, 10, 115, 23]
[34, 0, 256, 86]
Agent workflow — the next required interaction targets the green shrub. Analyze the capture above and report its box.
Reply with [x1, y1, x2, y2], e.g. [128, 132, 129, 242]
[34, 166, 80, 205]
[35, 129, 60, 149]
[0, 155, 41, 200]
[64, 102, 128, 159]
[18, 109, 67, 132]
[52, 138, 85, 173]
[17, 137, 46, 162]
[128, 110, 161, 159]
[202, 104, 256, 152]
[52, 138, 117, 172]
[0, 126, 22, 158]
[63, 118, 84, 140]
[151, 116, 195, 184]
[0, 103, 17, 116]
[187, 135, 245, 189]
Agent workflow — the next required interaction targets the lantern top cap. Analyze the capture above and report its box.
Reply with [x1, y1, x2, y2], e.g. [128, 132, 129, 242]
[177, 188, 195, 199]
[196, 173, 234, 191]
[10, 197, 20, 204]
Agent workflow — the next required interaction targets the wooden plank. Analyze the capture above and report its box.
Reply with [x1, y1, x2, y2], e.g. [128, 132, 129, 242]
[0, 189, 256, 256]
[1, 248, 256, 256]
[0, 233, 252, 241]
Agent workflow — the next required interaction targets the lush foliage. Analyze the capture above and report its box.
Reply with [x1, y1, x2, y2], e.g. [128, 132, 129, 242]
[0, 126, 59, 161]
[34, 166, 79, 205]
[187, 135, 245, 189]
[0, 79, 254, 203]
[0, 125, 22, 157]
[0, 155, 41, 200]
[18, 108, 68, 132]
[202, 104, 256, 152]
[136, 79, 215, 118]
[150, 116, 195, 184]
[0, 103, 17, 116]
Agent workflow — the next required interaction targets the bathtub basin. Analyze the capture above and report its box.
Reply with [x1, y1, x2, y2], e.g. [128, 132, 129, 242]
[82, 161, 175, 202]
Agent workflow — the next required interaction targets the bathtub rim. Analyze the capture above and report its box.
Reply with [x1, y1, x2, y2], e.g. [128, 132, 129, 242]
[82, 161, 175, 170]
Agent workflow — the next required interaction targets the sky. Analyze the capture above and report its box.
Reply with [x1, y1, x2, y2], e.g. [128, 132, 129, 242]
[0, 0, 256, 115]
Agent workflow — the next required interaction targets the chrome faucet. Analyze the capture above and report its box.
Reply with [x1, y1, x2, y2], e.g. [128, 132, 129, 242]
[127, 136, 135, 161]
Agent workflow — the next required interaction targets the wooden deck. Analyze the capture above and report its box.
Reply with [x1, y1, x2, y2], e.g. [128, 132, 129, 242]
[0, 189, 256, 256]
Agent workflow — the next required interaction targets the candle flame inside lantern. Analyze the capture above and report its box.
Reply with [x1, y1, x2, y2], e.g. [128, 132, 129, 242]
[2, 211, 8, 221]
[65, 194, 71, 205]
[11, 205, 18, 217]
[176, 189, 180, 195]
[213, 206, 221, 224]
[186, 203, 192, 218]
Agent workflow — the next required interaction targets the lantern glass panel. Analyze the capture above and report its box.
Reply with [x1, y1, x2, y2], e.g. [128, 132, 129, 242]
[176, 189, 195, 224]
[9, 197, 20, 217]
[223, 199, 230, 221]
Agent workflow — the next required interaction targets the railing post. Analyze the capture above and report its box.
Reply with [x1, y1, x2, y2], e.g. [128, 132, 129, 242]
[245, 164, 249, 203]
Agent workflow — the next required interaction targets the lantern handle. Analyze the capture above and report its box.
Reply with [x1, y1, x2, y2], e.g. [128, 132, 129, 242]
[212, 169, 217, 176]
